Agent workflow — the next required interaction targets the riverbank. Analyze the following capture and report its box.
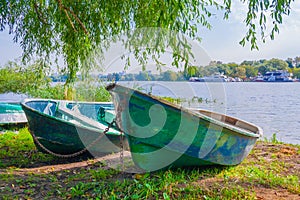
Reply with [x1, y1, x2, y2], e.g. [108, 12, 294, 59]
[0, 128, 299, 199]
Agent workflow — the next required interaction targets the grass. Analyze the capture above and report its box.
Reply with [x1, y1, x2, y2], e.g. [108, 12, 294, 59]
[0, 128, 299, 199]
[160, 96, 217, 106]
[0, 128, 55, 168]
[0, 128, 93, 169]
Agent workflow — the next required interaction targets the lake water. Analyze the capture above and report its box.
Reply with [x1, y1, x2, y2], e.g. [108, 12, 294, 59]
[119, 81, 300, 145]
[1, 82, 299, 145]
[0, 93, 28, 103]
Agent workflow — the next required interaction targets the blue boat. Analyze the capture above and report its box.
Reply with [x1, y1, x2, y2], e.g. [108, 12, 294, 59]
[21, 99, 128, 157]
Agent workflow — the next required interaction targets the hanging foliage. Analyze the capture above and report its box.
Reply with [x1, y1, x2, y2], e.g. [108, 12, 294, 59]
[0, 0, 295, 98]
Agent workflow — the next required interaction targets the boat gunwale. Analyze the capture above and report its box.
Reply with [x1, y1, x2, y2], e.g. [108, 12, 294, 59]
[0, 121, 27, 125]
[21, 98, 120, 135]
[106, 83, 263, 138]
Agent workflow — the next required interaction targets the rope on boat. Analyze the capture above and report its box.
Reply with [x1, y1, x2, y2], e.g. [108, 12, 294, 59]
[31, 119, 117, 158]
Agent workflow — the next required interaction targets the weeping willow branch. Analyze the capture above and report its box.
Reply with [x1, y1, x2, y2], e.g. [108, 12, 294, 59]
[33, 3, 49, 25]
[64, 6, 89, 35]
[56, 0, 88, 35]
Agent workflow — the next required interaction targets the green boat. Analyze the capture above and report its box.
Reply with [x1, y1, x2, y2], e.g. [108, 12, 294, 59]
[21, 99, 128, 157]
[0, 102, 27, 125]
[106, 83, 263, 171]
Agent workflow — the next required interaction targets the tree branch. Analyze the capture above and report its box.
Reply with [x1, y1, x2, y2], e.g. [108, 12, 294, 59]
[64, 8, 77, 32]
[56, 0, 88, 35]
[56, 0, 76, 32]
[33, 3, 49, 25]
[63, 6, 89, 35]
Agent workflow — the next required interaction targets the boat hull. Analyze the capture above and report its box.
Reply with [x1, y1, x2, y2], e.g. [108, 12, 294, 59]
[0, 102, 27, 125]
[106, 84, 262, 171]
[21, 100, 128, 156]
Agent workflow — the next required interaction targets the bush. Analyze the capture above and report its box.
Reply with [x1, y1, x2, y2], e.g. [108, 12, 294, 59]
[0, 61, 111, 101]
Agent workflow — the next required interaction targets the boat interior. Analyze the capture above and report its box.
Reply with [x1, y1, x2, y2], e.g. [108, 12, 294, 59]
[195, 109, 261, 135]
[25, 100, 115, 130]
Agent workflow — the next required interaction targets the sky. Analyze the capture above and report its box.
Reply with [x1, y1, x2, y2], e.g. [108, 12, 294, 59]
[199, 1, 300, 63]
[1, 1, 300, 67]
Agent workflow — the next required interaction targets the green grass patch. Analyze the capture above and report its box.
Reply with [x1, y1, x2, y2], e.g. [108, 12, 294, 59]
[0, 128, 299, 199]
[0, 128, 56, 168]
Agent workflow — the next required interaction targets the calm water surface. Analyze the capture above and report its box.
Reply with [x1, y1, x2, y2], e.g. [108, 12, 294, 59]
[120, 81, 300, 145]
[1, 82, 299, 144]
[0, 93, 28, 102]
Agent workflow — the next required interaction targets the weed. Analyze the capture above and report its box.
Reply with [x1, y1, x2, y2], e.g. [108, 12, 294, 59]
[69, 182, 86, 198]
[265, 133, 282, 144]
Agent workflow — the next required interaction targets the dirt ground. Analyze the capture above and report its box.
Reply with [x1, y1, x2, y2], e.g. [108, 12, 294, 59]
[0, 142, 299, 199]
[246, 143, 300, 200]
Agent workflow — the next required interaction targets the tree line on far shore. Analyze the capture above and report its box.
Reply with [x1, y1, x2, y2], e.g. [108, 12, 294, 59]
[2, 57, 300, 84]
[105, 57, 300, 82]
